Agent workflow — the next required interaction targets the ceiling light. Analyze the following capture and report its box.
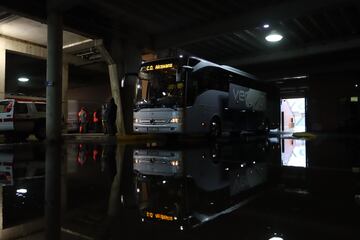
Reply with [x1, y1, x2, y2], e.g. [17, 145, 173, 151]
[16, 188, 28, 194]
[18, 77, 29, 82]
[265, 31, 283, 42]
[179, 54, 183, 58]
[263, 24, 270, 28]
[269, 237, 283, 240]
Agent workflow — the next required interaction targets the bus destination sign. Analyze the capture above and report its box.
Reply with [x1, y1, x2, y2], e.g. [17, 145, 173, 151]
[144, 63, 174, 71]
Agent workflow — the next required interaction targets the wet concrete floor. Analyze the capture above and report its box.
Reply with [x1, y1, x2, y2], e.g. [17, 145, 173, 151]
[0, 135, 359, 240]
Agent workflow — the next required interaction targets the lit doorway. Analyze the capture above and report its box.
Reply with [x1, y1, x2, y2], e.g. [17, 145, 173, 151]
[281, 98, 306, 133]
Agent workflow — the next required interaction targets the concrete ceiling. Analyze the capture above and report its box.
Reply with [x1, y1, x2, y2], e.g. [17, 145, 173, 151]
[0, 14, 90, 47]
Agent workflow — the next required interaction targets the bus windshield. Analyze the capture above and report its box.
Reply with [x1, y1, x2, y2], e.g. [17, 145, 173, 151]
[136, 65, 184, 108]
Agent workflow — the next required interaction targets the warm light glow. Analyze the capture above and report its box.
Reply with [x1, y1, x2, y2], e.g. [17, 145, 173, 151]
[18, 77, 29, 82]
[170, 160, 179, 166]
[144, 63, 173, 71]
[170, 117, 180, 123]
[146, 211, 174, 221]
[265, 32, 283, 42]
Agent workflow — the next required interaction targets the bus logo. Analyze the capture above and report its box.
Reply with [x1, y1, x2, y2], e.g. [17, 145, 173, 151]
[232, 88, 246, 103]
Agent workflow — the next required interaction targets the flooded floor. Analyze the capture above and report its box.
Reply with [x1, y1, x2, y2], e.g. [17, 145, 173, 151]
[0, 135, 359, 240]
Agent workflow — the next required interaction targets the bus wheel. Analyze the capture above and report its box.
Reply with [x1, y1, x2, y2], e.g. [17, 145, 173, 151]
[209, 118, 221, 138]
[257, 120, 270, 135]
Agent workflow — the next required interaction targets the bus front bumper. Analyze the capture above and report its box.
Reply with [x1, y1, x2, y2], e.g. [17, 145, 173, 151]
[133, 123, 183, 133]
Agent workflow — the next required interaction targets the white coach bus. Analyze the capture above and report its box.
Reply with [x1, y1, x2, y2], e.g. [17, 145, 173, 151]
[133, 56, 279, 136]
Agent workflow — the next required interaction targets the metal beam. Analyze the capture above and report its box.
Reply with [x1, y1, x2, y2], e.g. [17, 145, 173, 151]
[222, 37, 360, 66]
[154, 0, 355, 49]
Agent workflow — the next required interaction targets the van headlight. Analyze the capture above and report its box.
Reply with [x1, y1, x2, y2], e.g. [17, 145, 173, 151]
[134, 118, 139, 123]
[170, 117, 181, 123]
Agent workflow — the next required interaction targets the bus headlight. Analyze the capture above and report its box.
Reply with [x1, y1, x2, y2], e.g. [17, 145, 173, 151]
[134, 118, 139, 123]
[170, 117, 181, 123]
[170, 160, 179, 166]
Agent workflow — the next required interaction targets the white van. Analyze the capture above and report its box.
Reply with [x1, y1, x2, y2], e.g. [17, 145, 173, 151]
[0, 97, 46, 141]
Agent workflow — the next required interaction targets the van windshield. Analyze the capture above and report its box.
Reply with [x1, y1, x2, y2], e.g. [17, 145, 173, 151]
[0, 101, 13, 113]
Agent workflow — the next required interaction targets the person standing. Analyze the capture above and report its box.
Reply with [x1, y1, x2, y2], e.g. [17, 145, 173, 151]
[107, 98, 117, 135]
[93, 108, 101, 133]
[78, 107, 89, 133]
[101, 104, 108, 134]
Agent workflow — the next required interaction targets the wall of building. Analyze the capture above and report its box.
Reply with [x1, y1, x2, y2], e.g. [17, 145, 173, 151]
[67, 84, 112, 112]
[306, 72, 360, 133]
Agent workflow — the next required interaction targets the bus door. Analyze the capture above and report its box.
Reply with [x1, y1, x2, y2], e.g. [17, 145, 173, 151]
[0, 99, 15, 131]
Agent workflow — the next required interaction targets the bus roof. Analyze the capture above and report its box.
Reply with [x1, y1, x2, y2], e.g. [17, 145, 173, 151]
[141, 56, 258, 80]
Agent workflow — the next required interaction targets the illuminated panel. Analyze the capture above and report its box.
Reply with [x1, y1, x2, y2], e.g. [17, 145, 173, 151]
[144, 63, 174, 71]
[351, 96, 358, 102]
[281, 139, 306, 168]
[145, 211, 174, 221]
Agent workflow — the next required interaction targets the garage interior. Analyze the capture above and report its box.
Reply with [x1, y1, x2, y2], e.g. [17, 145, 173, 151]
[1, 0, 359, 134]
[0, 0, 359, 240]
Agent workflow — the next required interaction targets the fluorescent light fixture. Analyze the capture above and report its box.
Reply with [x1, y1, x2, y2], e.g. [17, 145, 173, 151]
[62, 39, 93, 49]
[269, 238, 283, 240]
[263, 24, 270, 28]
[282, 75, 308, 80]
[16, 188, 27, 194]
[18, 77, 29, 82]
[351, 96, 358, 102]
[266, 31, 283, 42]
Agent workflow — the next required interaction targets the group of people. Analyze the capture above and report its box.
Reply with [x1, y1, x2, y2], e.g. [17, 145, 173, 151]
[78, 98, 117, 135]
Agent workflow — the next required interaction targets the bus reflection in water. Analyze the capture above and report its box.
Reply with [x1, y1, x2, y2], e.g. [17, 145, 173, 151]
[134, 56, 280, 137]
[132, 139, 278, 230]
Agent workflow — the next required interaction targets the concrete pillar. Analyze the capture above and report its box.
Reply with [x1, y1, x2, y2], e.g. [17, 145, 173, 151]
[62, 63, 69, 132]
[46, 6, 63, 142]
[0, 48, 5, 99]
[45, 143, 61, 240]
[110, 40, 141, 134]
[107, 145, 124, 216]
[0, 186, 3, 230]
[108, 64, 125, 136]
